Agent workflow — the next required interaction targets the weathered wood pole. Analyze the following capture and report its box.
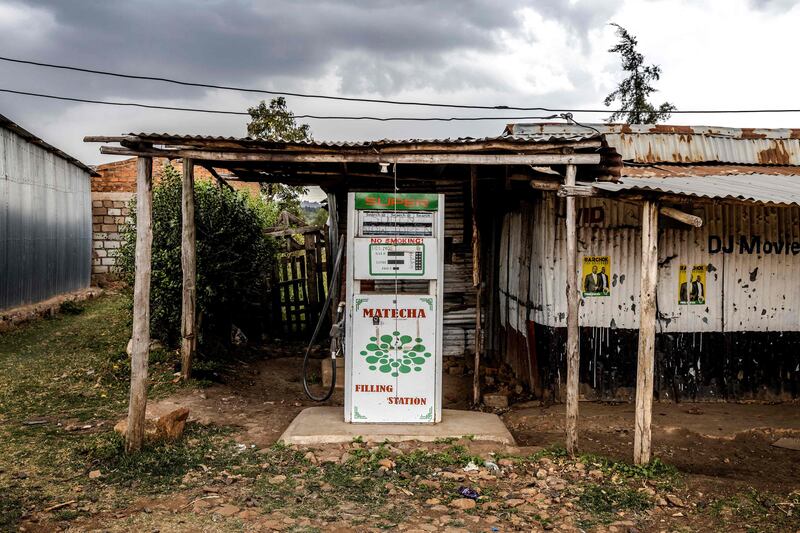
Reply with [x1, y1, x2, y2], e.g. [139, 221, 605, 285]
[634, 200, 659, 465]
[304, 232, 319, 329]
[564, 164, 580, 456]
[180, 159, 197, 381]
[126, 156, 153, 453]
[471, 165, 482, 406]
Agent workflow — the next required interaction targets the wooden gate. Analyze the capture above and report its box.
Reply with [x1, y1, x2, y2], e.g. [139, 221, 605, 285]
[267, 226, 328, 338]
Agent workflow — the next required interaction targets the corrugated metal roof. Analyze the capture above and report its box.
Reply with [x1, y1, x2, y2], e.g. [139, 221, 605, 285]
[123, 132, 601, 147]
[0, 112, 97, 175]
[621, 164, 800, 178]
[592, 174, 800, 206]
[506, 123, 800, 165]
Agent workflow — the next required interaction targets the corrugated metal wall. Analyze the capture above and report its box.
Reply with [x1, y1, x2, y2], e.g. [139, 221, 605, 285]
[499, 194, 800, 333]
[0, 125, 92, 310]
[497, 193, 800, 399]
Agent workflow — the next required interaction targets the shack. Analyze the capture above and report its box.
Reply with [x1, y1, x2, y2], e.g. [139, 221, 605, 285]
[87, 123, 800, 460]
[499, 123, 800, 403]
[1, 112, 96, 311]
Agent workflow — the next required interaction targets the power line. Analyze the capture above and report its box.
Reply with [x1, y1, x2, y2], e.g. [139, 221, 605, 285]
[0, 87, 563, 121]
[3, 55, 800, 114]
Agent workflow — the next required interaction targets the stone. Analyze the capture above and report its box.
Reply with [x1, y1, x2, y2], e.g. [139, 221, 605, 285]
[157, 407, 190, 441]
[449, 498, 476, 510]
[88, 470, 101, 480]
[588, 469, 604, 481]
[216, 504, 240, 517]
[666, 494, 684, 508]
[482, 393, 509, 409]
[304, 452, 318, 464]
[268, 475, 287, 484]
[425, 498, 441, 505]
[114, 407, 189, 443]
[505, 498, 525, 507]
[378, 458, 396, 469]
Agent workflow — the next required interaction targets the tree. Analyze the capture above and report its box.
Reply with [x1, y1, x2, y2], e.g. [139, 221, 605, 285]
[118, 164, 279, 350]
[247, 97, 310, 219]
[247, 96, 312, 141]
[604, 23, 676, 124]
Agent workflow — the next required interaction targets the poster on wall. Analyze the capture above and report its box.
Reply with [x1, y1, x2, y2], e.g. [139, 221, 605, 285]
[582, 256, 611, 297]
[678, 265, 706, 305]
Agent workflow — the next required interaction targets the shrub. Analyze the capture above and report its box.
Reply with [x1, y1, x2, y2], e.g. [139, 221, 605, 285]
[118, 165, 279, 349]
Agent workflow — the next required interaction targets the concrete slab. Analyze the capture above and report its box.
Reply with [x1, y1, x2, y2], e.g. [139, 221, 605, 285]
[279, 407, 515, 446]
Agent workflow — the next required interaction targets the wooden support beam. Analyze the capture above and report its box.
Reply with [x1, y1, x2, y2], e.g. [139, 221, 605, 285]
[98, 145, 602, 166]
[558, 184, 597, 197]
[126, 156, 153, 453]
[529, 179, 561, 191]
[659, 206, 703, 227]
[634, 200, 659, 465]
[564, 164, 580, 456]
[471, 165, 482, 407]
[180, 159, 197, 381]
[202, 165, 235, 192]
[264, 225, 326, 237]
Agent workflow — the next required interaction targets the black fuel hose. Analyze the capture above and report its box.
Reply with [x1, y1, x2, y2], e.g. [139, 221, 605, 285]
[302, 235, 345, 401]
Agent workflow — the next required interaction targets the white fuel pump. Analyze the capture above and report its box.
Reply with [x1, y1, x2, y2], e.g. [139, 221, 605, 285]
[344, 192, 444, 424]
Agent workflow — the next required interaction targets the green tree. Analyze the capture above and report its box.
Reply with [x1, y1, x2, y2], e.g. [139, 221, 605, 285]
[604, 23, 676, 124]
[247, 96, 310, 219]
[118, 164, 279, 349]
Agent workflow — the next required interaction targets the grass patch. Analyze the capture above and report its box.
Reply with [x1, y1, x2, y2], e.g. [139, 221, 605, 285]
[578, 483, 653, 515]
[0, 293, 192, 525]
[75, 423, 259, 493]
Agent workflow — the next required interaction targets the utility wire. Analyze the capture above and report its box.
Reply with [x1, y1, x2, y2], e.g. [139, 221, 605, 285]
[3, 55, 800, 114]
[0, 87, 563, 121]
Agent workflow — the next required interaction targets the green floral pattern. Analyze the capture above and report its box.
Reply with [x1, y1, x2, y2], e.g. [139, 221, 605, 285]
[359, 331, 432, 377]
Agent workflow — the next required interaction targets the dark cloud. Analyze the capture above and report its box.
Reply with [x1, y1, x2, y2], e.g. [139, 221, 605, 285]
[0, 0, 624, 163]
[8, 1, 523, 89]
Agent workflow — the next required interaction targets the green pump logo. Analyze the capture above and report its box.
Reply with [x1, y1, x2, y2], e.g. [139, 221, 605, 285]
[360, 331, 431, 377]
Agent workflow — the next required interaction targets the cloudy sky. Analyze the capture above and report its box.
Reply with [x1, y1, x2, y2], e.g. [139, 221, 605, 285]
[1, 0, 799, 167]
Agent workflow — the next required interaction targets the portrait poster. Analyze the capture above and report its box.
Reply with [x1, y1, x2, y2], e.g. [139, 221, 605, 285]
[678, 264, 706, 305]
[582, 256, 611, 297]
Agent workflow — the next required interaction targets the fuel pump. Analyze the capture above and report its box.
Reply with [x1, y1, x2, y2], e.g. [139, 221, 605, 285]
[344, 192, 444, 424]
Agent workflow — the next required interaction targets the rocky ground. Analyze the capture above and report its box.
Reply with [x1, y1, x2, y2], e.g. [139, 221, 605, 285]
[2, 294, 799, 532]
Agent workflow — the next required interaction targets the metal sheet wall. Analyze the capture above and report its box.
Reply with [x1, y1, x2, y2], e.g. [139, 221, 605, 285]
[0, 126, 92, 310]
[499, 193, 800, 335]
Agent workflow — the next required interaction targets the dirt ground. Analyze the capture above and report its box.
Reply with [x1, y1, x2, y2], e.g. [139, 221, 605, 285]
[147, 355, 472, 448]
[151, 355, 800, 495]
[505, 401, 800, 495]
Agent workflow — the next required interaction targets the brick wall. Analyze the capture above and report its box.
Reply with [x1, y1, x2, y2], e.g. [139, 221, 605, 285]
[90, 157, 261, 285]
[91, 192, 133, 285]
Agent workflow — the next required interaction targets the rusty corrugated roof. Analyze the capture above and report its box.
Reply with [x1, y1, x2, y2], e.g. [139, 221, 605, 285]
[592, 174, 800, 206]
[506, 123, 800, 165]
[124, 132, 601, 148]
[621, 164, 800, 178]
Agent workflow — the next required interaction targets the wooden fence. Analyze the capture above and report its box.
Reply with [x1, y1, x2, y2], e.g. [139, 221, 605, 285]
[268, 228, 328, 338]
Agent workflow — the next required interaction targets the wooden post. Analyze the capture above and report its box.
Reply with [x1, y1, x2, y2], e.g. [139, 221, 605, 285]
[634, 200, 658, 465]
[126, 156, 153, 453]
[564, 164, 580, 456]
[304, 232, 319, 328]
[180, 158, 197, 380]
[471, 165, 482, 406]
